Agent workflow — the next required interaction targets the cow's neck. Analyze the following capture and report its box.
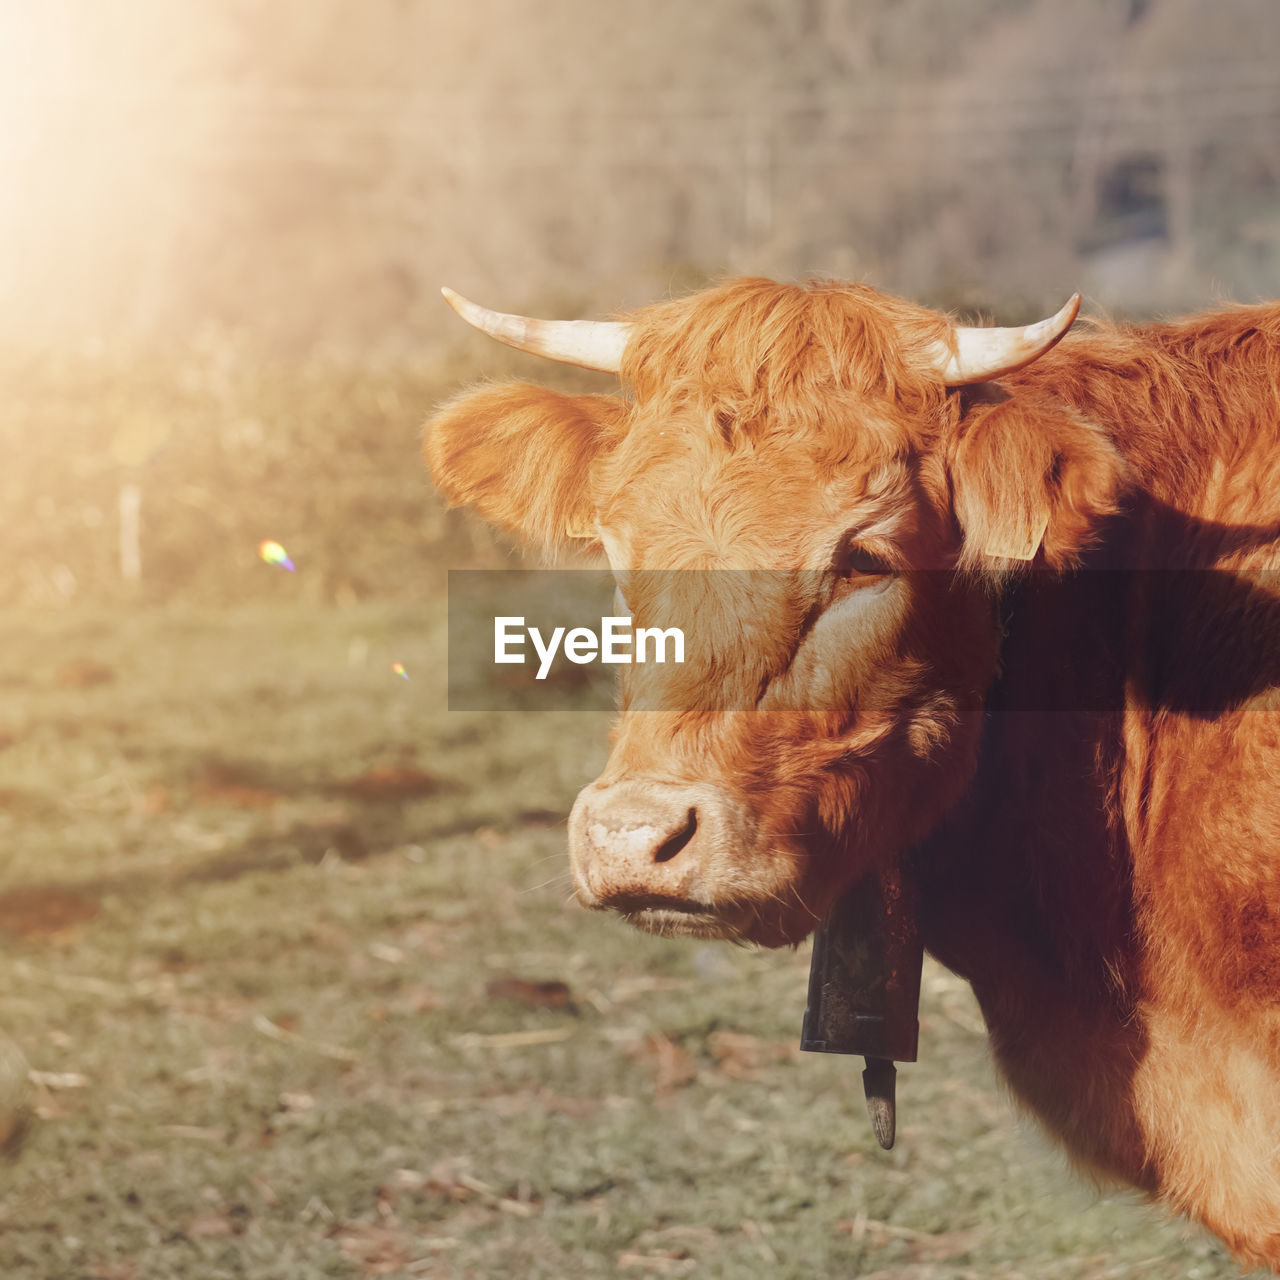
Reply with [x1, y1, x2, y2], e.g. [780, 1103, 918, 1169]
[917, 549, 1137, 989]
[912, 545, 1155, 1180]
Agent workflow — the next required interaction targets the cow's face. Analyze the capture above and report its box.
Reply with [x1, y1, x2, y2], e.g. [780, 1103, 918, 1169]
[428, 279, 1120, 946]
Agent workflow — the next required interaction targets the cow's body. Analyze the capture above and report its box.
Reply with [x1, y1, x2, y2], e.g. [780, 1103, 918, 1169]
[921, 308, 1280, 1260]
[427, 281, 1280, 1268]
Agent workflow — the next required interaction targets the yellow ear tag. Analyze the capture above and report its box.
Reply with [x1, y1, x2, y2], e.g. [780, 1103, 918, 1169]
[564, 516, 596, 541]
[984, 510, 1049, 562]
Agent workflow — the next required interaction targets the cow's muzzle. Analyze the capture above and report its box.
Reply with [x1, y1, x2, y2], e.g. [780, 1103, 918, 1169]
[568, 779, 761, 939]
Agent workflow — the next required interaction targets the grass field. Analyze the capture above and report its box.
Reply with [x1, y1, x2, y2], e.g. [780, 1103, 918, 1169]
[0, 599, 1255, 1279]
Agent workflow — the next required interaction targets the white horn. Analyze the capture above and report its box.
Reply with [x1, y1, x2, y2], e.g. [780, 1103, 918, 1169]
[932, 293, 1081, 385]
[441, 287, 631, 374]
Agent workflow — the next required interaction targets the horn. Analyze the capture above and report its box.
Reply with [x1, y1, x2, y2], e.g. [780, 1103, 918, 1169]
[932, 293, 1081, 385]
[441, 287, 631, 374]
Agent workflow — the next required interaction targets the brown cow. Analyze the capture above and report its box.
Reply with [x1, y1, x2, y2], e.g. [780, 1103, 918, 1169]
[426, 277, 1280, 1269]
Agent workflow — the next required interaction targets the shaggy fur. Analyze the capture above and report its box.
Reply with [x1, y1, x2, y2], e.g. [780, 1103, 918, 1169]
[425, 278, 1280, 1269]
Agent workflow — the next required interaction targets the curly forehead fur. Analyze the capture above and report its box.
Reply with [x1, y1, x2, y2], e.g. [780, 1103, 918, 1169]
[619, 277, 954, 454]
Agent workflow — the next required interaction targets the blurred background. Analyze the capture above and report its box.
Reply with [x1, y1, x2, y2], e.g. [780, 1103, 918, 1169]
[6, 0, 1280, 353]
[1, 3, 1277, 1277]
[3, 0, 1280, 604]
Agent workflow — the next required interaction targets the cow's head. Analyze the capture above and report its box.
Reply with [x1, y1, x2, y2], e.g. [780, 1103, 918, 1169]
[427, 279, 1121, 947]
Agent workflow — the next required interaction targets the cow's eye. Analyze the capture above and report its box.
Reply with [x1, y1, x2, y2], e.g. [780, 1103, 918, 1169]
[834, 544, 893, 581]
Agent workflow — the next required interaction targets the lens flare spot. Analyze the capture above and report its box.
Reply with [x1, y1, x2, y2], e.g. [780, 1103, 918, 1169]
[258, 540, 295, 572]
[391, 662, 409, 681]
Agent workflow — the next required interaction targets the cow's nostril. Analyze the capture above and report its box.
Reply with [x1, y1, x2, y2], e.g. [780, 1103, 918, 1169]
[654, 807, 698, 863]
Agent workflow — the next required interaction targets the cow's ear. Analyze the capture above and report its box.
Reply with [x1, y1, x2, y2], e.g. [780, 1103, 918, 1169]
[949, 389, 1124, 571]
[425, 384, 627, 550]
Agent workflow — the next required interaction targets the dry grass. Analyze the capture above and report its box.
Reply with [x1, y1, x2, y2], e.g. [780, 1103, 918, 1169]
[0, 599, 1252, 1279]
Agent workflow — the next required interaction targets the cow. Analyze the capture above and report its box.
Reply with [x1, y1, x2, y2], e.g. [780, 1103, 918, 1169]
[425, 276, 1280, 1269]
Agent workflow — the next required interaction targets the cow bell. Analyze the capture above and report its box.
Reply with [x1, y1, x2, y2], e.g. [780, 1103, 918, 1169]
[800, 862, 923, 1150]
